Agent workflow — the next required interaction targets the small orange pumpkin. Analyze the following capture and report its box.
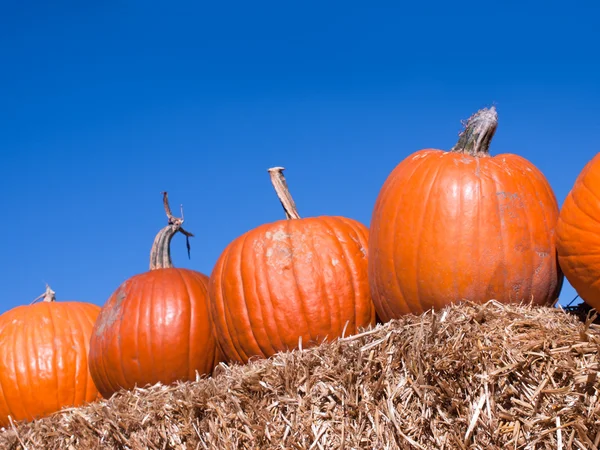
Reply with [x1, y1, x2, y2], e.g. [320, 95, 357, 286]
[208, 167, 376, 364]
[88, 193, 223, 399]
[368, 106, 563, 321]
[0, 286, 101, 427]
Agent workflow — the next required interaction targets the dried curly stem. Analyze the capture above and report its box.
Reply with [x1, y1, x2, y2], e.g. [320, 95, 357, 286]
[30, 284, 56, 305]
[268, 167, 301, 220]
[450, 106, 498, 157]
[149, 192, 194, 270]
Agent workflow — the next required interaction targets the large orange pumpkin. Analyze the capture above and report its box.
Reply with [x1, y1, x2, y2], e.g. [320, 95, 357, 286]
[369, 106, 563, 321]
[556, 153, 600, 310]
[88, 193, 223, 399]
[208, 167, 376, 364]
[0, 286, 100, 427]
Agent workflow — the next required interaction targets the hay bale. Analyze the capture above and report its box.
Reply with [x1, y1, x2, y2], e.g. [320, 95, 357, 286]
[1, 300, 599, 449]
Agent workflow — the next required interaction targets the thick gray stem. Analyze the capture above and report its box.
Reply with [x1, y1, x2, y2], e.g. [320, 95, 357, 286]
[149, 224, 181, 270]
[450, 106, 498, 156]
[268, 167, 301, 220]
[30, 284, 56, 305]
[149, 192, 194, 270]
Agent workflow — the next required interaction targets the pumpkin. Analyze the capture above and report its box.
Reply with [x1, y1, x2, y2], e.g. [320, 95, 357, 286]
[208, 167, 376, 364]
[556, 153, 600, 310]
[88, 193, 223, 399]
[0, 286, 100, 427]
[368, 106, 563, 321]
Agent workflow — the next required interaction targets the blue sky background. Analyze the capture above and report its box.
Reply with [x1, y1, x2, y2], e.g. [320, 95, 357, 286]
[1, 1, 598, 313]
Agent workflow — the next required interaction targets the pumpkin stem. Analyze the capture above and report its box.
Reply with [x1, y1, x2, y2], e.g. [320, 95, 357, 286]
[268, 167, 301, 220]
[30, 284, 56, 305]
[450, 106, 498, 156]
[149, 192, 195, 270]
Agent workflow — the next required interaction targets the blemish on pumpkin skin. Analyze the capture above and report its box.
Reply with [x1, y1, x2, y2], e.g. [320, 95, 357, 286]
[253, 239, 266, 255]
[271, 230, 291, 242]
[496, 192, 525, 220]
[458, 157, 474, 165]
[496, 192, 520, 200]
[94, 288, 126, 337]
[514, 242, 529, 253]
[265, 244, 294, 272]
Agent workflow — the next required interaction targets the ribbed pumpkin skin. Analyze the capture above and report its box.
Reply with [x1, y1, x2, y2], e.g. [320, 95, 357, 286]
[0, 301, 100, 427]
[209, 216, 375, 364]
[369, 149, 563, 322]
[88, 268, 222, 399]
[556, 153, 600, 309]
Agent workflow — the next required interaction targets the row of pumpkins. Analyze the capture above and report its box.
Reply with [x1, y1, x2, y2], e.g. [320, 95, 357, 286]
[1, 106, 598, 428]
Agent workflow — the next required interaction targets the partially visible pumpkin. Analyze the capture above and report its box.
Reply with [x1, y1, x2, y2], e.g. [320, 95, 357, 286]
[88, 193, 223, 399]
[208, 167, 376, 364]
[0, 286, 101, 427]
[556, 152, 600, 310]
[368, 106, 563, 321]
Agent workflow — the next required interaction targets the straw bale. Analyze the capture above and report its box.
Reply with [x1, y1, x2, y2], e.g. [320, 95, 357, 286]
[1, 300, 599, 449]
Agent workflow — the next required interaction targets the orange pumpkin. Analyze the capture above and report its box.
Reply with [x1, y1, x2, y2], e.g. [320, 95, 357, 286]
[88, 193, 223, 399]
[208, 167, 376, 364]
[0, 286, 100, 427]
[369, 106, 563, 321]
[556, 153, 600, 310]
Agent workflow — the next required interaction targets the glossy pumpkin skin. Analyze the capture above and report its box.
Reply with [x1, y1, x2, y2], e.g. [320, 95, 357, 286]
[556, 153, 600, 309]
[369, 149, 563, 321]
[209, 216, 376, 364]
[0, 300, 101, 427]
[89, 268, 222, 398]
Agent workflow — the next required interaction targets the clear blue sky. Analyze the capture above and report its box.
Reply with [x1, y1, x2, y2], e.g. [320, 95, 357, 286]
[1, 1, 598, 313]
